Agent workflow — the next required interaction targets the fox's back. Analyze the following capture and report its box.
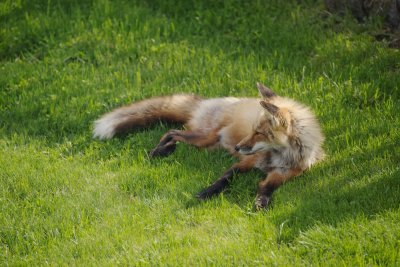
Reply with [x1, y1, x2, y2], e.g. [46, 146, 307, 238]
[187, 97, 262, 151]
[187, 97, 236, 132]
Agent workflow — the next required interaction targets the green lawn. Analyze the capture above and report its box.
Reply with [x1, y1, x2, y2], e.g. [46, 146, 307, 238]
[1, 0, 399, 265]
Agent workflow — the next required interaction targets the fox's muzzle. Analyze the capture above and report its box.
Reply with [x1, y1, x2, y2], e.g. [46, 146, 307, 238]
[235, 144, 255, 155]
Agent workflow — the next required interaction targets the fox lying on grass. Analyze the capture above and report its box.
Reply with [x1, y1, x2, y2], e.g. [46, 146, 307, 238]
[93, 83, 324, 209]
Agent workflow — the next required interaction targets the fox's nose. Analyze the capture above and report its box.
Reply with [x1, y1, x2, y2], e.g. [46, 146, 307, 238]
[234, 145, 240, 152]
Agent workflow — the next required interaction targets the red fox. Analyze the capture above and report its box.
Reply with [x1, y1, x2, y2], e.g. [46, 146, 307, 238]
[93, 83, 325, 209]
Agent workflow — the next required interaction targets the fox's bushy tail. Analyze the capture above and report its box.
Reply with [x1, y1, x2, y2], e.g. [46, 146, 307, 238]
[93, 94, 201, 139]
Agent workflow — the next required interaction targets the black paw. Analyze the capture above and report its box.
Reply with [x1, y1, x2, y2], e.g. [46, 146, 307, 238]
[196, 190, 212, 200]
[254, 195, 271, 210]
[196, 178, 229, 200]
[196, 188, 218, 200]
[149, 143, 176, 158]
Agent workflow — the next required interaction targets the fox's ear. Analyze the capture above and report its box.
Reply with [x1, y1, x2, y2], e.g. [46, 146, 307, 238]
[257, 82, 277, 99]
[260, 100, 279, 115]
[260, 101, 291, 130]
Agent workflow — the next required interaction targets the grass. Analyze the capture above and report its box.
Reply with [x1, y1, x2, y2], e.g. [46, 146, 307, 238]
[1, 0, 399, 265]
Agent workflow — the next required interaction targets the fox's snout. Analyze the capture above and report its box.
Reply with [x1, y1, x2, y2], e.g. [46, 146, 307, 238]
[235, 130, 278, 155]
[234, 144, 252, 152]
[235, 134, 260, 154]
[235, 144, 253, 154]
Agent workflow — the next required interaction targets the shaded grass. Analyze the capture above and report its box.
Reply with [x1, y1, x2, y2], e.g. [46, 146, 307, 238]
[1, 0, 399, 265]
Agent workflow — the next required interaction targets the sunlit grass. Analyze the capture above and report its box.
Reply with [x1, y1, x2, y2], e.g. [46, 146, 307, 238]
[1, 0, 399, 265]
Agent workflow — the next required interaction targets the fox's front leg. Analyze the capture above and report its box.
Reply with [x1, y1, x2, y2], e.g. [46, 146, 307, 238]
[255, 168, 302, 209]
[150, 130, 219, 158]
[196, 156, 257, 199]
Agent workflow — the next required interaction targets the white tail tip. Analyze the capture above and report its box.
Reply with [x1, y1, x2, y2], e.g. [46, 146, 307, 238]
[92, 115, 117, 140]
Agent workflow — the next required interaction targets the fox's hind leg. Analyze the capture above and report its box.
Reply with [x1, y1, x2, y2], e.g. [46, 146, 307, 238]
[196, 155, 257, 199]
[255, 168, 302, 209]
[150, 129, 219, 157]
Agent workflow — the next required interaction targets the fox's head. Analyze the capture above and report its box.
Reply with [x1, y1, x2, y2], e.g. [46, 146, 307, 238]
[235, 83, 293, 155]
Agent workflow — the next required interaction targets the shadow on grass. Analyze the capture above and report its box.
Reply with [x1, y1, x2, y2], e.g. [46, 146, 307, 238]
[267, 138, 399, 243]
